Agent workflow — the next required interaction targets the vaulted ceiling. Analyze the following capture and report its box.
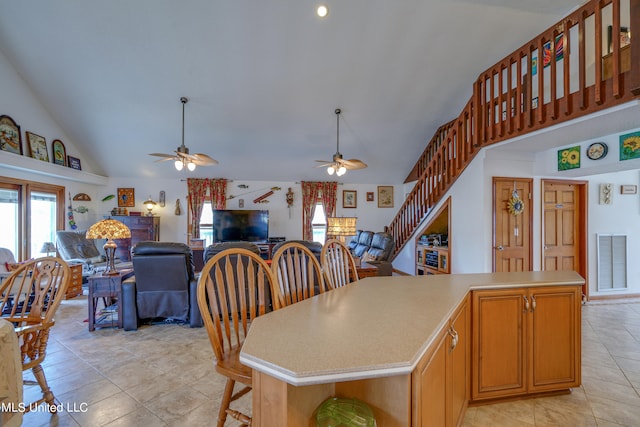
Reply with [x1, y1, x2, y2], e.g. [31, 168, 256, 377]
[0, 0, 586, 183]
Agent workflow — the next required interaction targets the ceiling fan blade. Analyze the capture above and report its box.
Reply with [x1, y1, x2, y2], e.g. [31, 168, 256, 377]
[192, 153, 219, 165]
[314, 162, 333, 168]
[154, 157, 175, 163]
[149, 152, 175, 158]
[346, 161, 368, 170]
[339, 158, 368, 170]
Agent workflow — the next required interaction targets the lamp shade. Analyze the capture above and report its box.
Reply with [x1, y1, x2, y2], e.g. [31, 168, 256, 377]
[86, 219, 131, 240]
[86, 219, 131, 275]
[40, 241, 56, 254]
[326, 217, 357, 237]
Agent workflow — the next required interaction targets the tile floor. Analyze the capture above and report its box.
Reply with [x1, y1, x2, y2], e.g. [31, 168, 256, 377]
[18, 297, 640, 426]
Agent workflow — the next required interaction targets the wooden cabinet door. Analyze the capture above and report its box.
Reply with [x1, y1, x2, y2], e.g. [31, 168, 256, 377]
[449, 298, 469, 427]
[414, 297, 469, 426]
[413, 326, 447, 426]
[528, 286, 581, 392]
[472, 288, 527, 401]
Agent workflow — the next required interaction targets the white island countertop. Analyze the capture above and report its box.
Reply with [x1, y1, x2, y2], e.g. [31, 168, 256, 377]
[240, 270, 584, 386]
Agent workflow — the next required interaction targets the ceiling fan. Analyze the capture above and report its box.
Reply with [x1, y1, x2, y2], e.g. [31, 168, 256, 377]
[315, 108, 367, 176]
[149, 97, 218, 171]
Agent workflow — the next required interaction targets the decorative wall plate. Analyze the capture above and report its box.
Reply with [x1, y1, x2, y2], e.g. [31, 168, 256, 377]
[586, 142, 608, 160]
[73, 193, 91, 201]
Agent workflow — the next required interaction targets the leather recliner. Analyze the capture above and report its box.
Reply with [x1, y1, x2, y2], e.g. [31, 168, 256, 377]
[271, 240, 322, 262]
[348, 230, 362, 251]
[349, 231, 395, 276]
[122, 241, 202, 330]
[353, 231, 375, 258]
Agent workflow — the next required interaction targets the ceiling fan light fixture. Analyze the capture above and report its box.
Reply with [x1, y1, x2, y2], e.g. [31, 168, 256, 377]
[314, 107, 367, 175]
[187, 161, 196, 171]
[174, 159, 184, 171]
[317, 4, 328, 18]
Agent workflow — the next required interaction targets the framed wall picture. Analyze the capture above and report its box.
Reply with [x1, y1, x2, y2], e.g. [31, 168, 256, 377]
[67, 155, 82, 170]
[558, 145, 580, 171]
[378, 186, 394, 208]
[0, 115, 22, 155]
[343, 190, 357, 208]
[52, 139, 67, 166]
[620, 131, 640, 161]
[26, 131, 49, 162]
[366, 192, 374, 202]
[118, 188, 135, 207]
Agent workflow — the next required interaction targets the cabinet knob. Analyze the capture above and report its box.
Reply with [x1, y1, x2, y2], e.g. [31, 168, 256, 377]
[523, 296, 530, 312]
[531, 295, 536, 312]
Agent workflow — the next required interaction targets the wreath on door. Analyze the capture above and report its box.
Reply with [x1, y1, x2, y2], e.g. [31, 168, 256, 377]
[507, 189, 524, 216]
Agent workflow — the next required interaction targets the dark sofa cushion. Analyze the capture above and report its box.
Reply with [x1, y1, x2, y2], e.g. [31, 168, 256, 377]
[203, 241, 261, 262]
[354, 231, 374, 257]
[368, 232, 394, 261]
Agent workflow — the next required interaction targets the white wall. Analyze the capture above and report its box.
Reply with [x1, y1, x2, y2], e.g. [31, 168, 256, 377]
[395, 138, 640, 298]
[0, 49, 103, 175]
[103, 178, 401, 243]
[1, 47, 401, 245]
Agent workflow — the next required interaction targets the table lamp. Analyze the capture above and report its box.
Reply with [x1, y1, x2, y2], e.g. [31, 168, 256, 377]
[143, 196, 157, 216]
[40, 241, 57, 257]
[326, 217, 357, 244]
[86, 219, 131, 275]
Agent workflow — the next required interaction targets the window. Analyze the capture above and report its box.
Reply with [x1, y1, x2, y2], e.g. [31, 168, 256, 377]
[311, 202, 327, 244]
[0, 177, 64, 261]
[199, 201, 214, 247]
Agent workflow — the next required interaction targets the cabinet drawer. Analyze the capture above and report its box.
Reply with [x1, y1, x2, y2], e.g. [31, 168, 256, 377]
[65, 264, 84, 299]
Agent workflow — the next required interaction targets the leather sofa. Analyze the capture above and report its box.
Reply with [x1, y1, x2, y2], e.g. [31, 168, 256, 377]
[202, 241, 276, 313]
[122, 242, 202, 330]
[271, 240, 322, 261]
[203, 241, 261, 262]
[349, 230, 395, 276]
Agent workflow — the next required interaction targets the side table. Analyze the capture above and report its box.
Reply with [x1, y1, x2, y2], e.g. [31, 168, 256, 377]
[356, 261, 379, 279]
[87, 269, 134, 331]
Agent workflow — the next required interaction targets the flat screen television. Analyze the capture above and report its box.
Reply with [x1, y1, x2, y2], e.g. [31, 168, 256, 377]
[212, 209, 269, 242]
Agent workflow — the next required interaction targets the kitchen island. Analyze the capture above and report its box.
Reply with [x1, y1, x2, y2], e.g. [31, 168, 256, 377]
[241, 271, 584, 426]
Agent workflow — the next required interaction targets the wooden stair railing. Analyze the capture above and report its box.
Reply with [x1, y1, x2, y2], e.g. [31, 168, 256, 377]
[391, 0, 640, 259]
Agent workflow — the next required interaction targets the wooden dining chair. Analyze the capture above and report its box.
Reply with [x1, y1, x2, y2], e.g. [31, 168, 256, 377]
[0, 257, 70, 412]
[321, 239, 359, 289]
[271, 242, 330, 307]
[197, 248, 279, 427]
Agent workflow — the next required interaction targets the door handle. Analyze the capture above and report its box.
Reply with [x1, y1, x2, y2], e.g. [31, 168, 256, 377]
[495, 246, 504, 251]
[448, 327, 459, 352]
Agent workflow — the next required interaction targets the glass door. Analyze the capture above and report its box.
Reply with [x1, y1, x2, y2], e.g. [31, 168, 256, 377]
[0, 184, 20, 259]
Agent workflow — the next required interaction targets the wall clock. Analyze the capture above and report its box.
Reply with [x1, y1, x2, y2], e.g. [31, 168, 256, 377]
[586, 142, 608, 160]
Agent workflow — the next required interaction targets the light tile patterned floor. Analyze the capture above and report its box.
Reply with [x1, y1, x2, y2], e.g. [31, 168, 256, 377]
[18, 297, 640, 426]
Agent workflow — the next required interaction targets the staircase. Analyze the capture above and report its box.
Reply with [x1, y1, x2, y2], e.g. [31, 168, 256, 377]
[389, 0, 640, 258]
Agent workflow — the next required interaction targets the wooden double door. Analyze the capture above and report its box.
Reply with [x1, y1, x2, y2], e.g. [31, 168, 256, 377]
[493, 178, 587, 299]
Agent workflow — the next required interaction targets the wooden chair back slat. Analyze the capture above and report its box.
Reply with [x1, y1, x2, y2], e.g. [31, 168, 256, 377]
[321, 239, 359, 289]
[197, 248, 278, 362]
[0, 257, 70, 411]
[271, 242, 329, 307]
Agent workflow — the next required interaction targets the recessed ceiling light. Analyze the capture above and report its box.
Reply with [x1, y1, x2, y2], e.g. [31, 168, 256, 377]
[317, 4, 328, 18]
